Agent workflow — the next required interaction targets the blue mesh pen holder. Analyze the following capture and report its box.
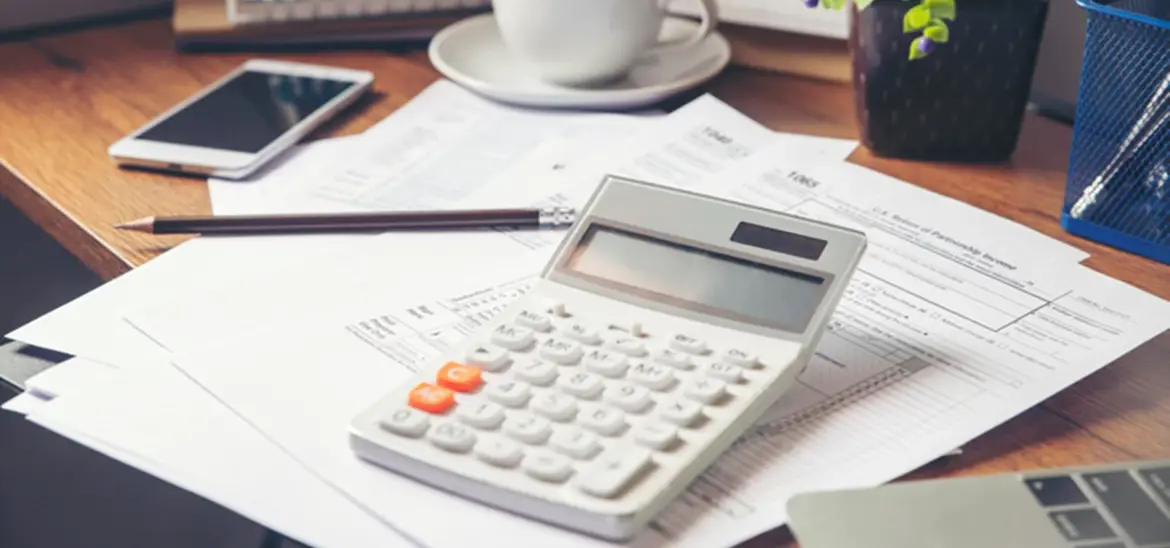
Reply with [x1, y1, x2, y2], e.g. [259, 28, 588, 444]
[1062, 0, 1170, 264]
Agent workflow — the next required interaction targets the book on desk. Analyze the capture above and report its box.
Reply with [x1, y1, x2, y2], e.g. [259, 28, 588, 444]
[172, 0, 852, 83]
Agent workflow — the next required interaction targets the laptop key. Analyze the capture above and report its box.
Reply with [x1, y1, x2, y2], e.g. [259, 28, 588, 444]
[1048, 508, 1115, 542]
[1138, 466, 1170, 508]
[1083, 471, 1170, 545]
[1027, 475, 1090, 506]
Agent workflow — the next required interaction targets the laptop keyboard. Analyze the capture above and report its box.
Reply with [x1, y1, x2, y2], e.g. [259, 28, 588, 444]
[1025, 466, 1170, 547]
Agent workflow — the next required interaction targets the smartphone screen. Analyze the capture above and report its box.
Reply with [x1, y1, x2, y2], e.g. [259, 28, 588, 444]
[136, 70, 358, 153]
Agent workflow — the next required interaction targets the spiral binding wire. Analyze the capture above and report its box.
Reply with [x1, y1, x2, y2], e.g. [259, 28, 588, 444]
[734, 365, 911, 447]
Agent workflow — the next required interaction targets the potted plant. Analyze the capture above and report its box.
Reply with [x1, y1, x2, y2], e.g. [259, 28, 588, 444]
[804, 0, 1050, 162]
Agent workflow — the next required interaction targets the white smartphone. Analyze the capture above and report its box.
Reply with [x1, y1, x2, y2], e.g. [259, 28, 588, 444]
[108, 59, 374, 180]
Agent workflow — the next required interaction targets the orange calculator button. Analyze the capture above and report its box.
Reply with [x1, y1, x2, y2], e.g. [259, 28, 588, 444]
[436, 362, 483, 392]
[408, 382, 456, 414]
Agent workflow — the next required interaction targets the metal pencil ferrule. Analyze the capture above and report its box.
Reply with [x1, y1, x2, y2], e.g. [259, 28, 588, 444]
[538, 206, 577, 227]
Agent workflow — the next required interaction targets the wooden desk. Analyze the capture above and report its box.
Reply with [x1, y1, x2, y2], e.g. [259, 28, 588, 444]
[1, 15, 1168, 548]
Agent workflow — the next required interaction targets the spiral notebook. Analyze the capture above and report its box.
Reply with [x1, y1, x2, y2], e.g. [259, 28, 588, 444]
[227, 0, 489, 26]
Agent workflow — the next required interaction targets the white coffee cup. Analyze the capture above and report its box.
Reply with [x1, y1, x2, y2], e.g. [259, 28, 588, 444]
[491, 0, 720, 87]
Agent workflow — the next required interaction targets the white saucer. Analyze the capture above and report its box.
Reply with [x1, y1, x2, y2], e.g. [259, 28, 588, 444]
[428, 13, 732, 110]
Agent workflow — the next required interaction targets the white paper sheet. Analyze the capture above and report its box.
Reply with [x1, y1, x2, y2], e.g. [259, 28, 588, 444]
[268, 80, 658, 213]
[2, 391, 46, 414]
[207, 137, 359, 215]
[459, 95, 1089, 267]
[123, 160, 1160, 548]
[24, 355, 117, 399]
[5, 80, 655, 367]
[24, 360, 416, 548]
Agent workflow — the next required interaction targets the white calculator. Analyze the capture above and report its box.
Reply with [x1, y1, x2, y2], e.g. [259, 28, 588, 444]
[348, 175, 867, 541]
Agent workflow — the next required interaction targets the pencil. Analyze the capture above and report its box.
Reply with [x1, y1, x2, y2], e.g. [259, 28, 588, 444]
[115, 206, 577, 235]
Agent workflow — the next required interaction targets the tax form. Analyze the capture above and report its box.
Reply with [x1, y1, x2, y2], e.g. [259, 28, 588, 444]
[458, 96, 1089, 266]
[123, 157, 1165, 548]
[3, 81, 648, 369]
[268, 79, 657, 212]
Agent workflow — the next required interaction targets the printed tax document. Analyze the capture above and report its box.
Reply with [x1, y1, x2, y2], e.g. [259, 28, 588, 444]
[4, 79, 648, 368]
[21, 358, 414, 548]
[207, 137, 357, 215]
[123, 164, 1164, 548]
[3, 136, 379, 369]
[459, 93, 1090, 267]
[268, 79, 659, 212]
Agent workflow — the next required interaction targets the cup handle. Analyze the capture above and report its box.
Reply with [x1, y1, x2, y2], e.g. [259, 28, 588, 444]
[648, 0, 720, 54]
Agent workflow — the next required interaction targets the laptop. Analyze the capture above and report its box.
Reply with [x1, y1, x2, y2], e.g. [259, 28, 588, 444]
[787, 459, 1170, 548]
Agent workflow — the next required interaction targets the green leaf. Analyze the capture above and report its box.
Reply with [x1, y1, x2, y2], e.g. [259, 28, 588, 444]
[924, 0, 956, 20]
[821, 0, 848, 8]
[853, 0, 876, 9]
[903, 5, 932, 32]
[909, 37, 928, 60]
[924, 19, 949, 42]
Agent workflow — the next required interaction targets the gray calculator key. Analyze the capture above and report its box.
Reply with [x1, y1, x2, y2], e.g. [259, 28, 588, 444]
[539, 337, 584, 365]
[474, 436, 523, 468]
[530, 391, 578, 422]
[1025, 475, 1089, 507]
[1084, 471, 1170, 545]
[428, 422, 477, 453]
[523, 450, 574, 483]
[465, 345, 510, 372]
[379, 407, 430, 438]
[578, 447, 652, 498]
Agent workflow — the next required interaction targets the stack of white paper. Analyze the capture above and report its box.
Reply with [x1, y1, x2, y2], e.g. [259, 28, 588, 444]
[6, 78, 1169, 548]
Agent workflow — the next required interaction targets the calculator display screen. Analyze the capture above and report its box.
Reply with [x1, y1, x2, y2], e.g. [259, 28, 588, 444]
[565, 224, 827, 333]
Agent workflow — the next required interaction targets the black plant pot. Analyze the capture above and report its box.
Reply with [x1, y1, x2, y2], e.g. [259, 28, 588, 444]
[849, 0, 1049, 161]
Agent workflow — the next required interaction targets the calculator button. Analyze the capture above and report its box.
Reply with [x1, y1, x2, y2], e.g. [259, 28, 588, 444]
[578, 405, 627, 436]
[530, 391, 578, 422]
[653, 348, 693, 370]
[609, 337, 648, 357]
[515, 310, 553, 332]
[379, 407, 430, 438]
[514, 360, 558, 386]
[557, 371, 604, 399]
[428, 421, 477, 453]
[503, 414, 553, 444]
[660, 399, 703, 426]
[550, 428, 602, 460]
[456, 400, 506, 429]
[578, 447, 652, 498]
[436, 362, 483, 392]
[683, 377, 727, 404]
[629, 362, 675, 391]
[523, 450, 574, 483]
[465, 345, 510, 372]
[670, 334, 708, 355]
[722, 348, 758, 368]
[474, 436, 523, 468]
[583, 350, 629, 378]
[491, 325, 535, 351]
[633, 422, 678, 450]
[704, 362, 743, 383]
[408, 382, 456, 414]
[563, 323, 602, 345]
[604, 383, 652, 413]
[483, 380, 531, 408]
[539, 338, 584, 365]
